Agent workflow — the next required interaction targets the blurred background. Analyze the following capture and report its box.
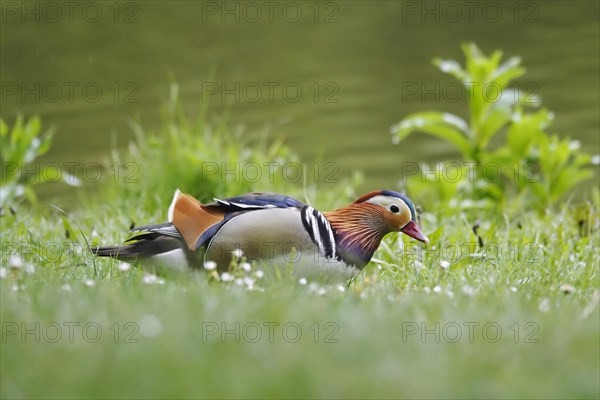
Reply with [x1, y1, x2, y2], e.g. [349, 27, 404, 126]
[2, 1, 598, 193]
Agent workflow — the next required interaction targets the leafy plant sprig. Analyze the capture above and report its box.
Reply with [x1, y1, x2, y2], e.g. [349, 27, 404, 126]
[0, 115, 80, 209]
[391, 42, 597, 211]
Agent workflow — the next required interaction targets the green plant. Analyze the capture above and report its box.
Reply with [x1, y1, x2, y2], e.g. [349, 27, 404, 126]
[102, 82, 361, 213]
[391, 43, 596, 211]
[0, 115, 79, 209]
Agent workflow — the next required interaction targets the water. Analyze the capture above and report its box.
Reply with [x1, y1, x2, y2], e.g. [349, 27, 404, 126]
[1, 1, 598, 196]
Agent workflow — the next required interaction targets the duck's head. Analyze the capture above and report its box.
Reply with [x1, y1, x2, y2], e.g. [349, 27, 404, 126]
[352, 190, 429, 244]
[323, 189, 429, 268]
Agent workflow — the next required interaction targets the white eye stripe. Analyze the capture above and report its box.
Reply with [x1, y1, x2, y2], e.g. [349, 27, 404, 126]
[366, 195, 407, 208]
[365, 195, 412, 219]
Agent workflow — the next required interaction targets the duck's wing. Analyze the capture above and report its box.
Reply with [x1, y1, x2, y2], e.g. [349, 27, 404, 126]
[169, 190, 306, 251]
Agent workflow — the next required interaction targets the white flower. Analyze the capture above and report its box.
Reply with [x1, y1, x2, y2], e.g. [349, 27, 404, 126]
[433, 285, 442, 293]
[220, 272, 234, 282]
[254, 270, 264, 279]
[298, 277, 307, 285]
[83, 279, 96, 287]
[118, 262, 131, 271]
[0, 267, 7, 279]
[142, 274, 165, 285]
[318, 288, 327, 296]
[203, 261, 217, 271]
[462, 285, 475, 296]
[9, 255, 23, 269]
[559, 284, 576, 294]
[61, 284, 72, 291]
[24, 264, 35, 275]
[240, 263, 252, 272]
[439, 260, 451, 270]
[538, 298, 551, 313]
[243, 277, 255, 289]
[231, 249, 244, 259]
[336, 285, 346, 292]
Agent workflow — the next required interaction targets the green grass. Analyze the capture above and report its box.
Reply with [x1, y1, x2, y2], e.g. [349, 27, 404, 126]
[1, 95, 599, 399]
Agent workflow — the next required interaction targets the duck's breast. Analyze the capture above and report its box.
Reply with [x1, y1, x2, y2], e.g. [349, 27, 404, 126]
[206, 208, 317, 266]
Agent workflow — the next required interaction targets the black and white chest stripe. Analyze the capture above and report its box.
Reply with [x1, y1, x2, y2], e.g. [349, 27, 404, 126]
[300, 206, 339, 261]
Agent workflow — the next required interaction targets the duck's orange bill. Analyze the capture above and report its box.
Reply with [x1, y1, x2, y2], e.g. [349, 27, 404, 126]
[401, 220, 429, 244]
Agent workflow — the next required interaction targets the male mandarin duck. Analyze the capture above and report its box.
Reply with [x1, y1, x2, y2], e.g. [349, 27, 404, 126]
[92, 189, 428, 280]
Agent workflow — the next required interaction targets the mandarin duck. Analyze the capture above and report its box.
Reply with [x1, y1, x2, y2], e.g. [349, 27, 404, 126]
[92, 189, 428, 280]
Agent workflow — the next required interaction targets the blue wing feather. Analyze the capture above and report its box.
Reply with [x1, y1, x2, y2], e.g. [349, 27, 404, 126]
[207, 192, 306, 211]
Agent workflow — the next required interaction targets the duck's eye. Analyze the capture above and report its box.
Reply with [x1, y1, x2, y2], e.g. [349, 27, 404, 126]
[390, 205, 400, 213]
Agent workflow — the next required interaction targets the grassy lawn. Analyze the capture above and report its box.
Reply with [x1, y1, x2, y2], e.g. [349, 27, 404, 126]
[1, 97, 599, 399]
